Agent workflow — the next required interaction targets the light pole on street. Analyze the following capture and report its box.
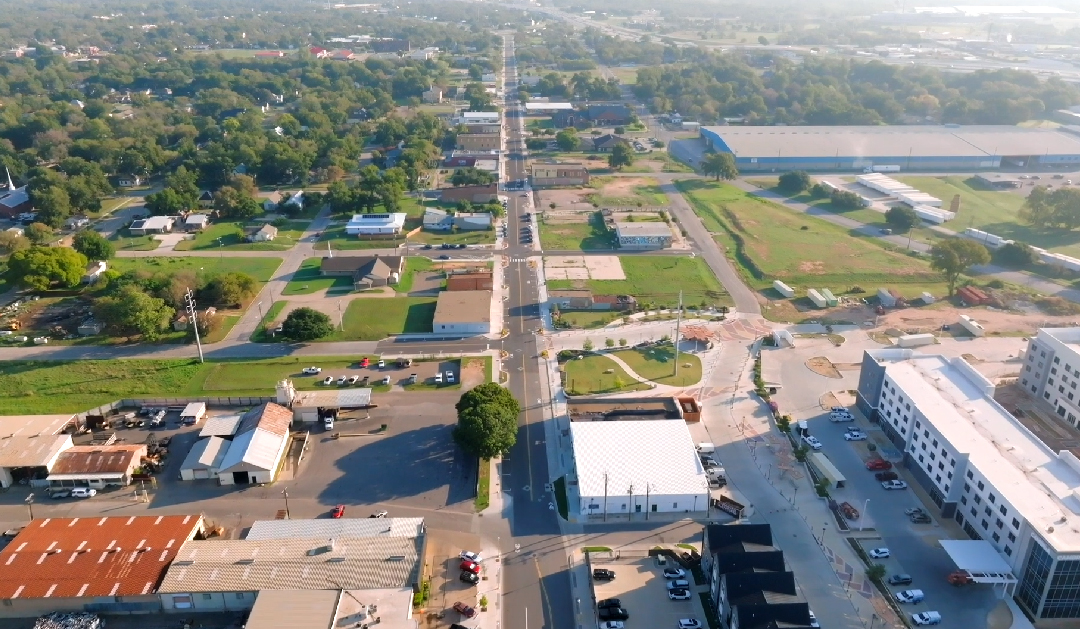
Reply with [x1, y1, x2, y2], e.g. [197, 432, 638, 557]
[860, 498, 870, 532]
[25, 493, 34, 521]
[821, 525, 827, 546]
[281, 487, 291, 519]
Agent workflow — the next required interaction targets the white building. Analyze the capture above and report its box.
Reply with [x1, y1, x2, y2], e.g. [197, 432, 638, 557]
[1021, 328, 1080, 430]
[855, 348, 1080, 620]
[179, 436, 229, 480]
[345, 213, 407, 235]
[217, 403, 292, 485]
[456, 111, 500, 126]
[569, 419, 709, 519]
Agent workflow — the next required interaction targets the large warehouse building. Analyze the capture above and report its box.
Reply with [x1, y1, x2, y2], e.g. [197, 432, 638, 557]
[700, 125, 1080, 172]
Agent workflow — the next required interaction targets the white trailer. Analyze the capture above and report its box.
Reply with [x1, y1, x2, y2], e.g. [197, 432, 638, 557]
[865, 165, 901, 173]
[963, 228, 1010, 249]
[958, 314, 986, 337]
[773, 280, 795, 298]
[877, 287, 897, 308]
[807, 289, 827, 309]
[898, 333, 936, 348]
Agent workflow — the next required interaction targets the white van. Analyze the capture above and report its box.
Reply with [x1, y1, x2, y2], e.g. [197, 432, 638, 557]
[71, 488, 97, 498]
[324, 416, 335, 431]
[696, 443, 716, 454]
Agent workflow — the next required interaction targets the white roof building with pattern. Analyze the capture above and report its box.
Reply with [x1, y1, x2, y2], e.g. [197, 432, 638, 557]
[247, 518, 425, 541]
[570, 419, 709, 515]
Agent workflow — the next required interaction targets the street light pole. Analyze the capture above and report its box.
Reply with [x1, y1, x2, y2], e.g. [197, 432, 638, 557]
[281, 487, 291, 519]
[860, 498, 870, 532]
[25, 493, 34, 521]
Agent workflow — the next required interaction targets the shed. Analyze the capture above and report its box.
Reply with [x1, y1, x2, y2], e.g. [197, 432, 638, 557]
[807, 289, 827, 309]
[77, 318, 103, 336]
[180, 402, 207, 425]
[180, 437, 229, 480]
[217, 403, 292, 485]
[47, 444, 147, 488]
[772, 280, 794, 298]
[920, 292, 935, 304]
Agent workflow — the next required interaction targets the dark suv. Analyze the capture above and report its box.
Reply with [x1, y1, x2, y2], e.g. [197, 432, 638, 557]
[598, 607, 630, 621]
[888, 574, 913, 586]
[597, 598, 622, 609]
[593, 569, 615, 581]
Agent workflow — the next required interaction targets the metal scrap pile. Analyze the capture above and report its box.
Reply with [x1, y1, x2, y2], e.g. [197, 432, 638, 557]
[33, 612, 105, 629]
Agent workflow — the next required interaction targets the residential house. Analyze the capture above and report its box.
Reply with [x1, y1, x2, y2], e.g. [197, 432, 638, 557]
[552, 109, 581, 129]
[82, 260, 107, 284]
[319, 255, 403, 290]
[115, 175, 142, 187]
[439, 183, 499, 204]
[197, 190, 214, 208]
[246, 224, 278, 242]
[456, 134, 500, 151]
[591, 134, 630, 153]
[423, 208, 454, 231]
[129, 216, 174, 235]
[587, 103, 633, 125]
[422, 87, 443, 103]
[454, 212, 492, 231]
[531, 162, 589, 188]
[344, 213, 406, 235]
[309, 46, 329, 58]
[183, 214, 209, 232]
[330, 50, 355, 61]
[64, 215, 90, 230]
[720, 572, 813, 629]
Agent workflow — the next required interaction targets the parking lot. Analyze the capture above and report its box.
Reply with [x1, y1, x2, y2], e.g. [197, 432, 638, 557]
[590, 555, 707, 629]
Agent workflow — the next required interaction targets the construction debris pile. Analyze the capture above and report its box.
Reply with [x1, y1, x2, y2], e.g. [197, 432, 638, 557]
[33, 612, 104, 629]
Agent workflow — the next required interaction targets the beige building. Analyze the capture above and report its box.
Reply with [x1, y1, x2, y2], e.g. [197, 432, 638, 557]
[433, 290, 492, 336]
[456, 134, 501, 151]
[531, 162, 590, 187]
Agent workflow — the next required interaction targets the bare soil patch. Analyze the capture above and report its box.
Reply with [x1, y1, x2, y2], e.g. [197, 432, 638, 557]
[806, 356, 842, 379]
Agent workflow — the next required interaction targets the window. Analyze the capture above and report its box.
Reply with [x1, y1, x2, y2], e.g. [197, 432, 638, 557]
[970, 507, 977, 517]
[932, 439, 939, 448]
[941, 449, 947, 457]
[202, 594, 212, 601]
[672, 502, 677, 508]
[1000, 505, 1007, 516]
[989, 494, 996, 504]
[915, 420, 921, 429]
[921, 443, 927, 451]
[982, 520, 989, 530]
[906, 403, 911, 411]
[996, 519, 1003, 529]
[918, 454, 925, 463]
[1052, 367, 1059, 375]
[967, 471, 974, 480]
[964, 483, 971, 493]
[1026, 366, 1032, 372]
[961, 496, 968, 505]
[974, 495, 982, 504]
[947, 472, 953, 480]
[1005, 546, 1012, 556]
[923, 430, 930, 438]
[930, 451, 936, 460]
[1009, 532, 1016, 543]
[1018, 540, 1054, 617]
[938, 462, 945, 471]
[985, 507, 992, 517]
[926, 463, 933, 473]
[1054, 356, 1060, 364]
[935, 474, 942, 483]
[1060, 385, 1066, 393]
[235, 593, 245, 600]
[1013, 518, 1021, 529]
[944, 484, 950, 492]
[1042, 558, 1080, 618]
[1046, 391, 1052, 399]
[978, 481, 985, 491]
[992, 532, 1001, 543]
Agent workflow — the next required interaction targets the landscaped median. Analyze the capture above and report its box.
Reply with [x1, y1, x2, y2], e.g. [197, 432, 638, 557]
[561, 352, 650, 395]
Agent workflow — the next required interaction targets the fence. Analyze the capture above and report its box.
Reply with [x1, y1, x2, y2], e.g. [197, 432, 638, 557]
[76, 397, 276, 421]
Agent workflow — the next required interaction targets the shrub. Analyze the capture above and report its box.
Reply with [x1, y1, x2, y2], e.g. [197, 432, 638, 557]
[777, 170, 811, 193]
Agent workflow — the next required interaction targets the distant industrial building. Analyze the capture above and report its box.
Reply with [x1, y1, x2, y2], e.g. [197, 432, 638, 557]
[700, 125, 1080, 172]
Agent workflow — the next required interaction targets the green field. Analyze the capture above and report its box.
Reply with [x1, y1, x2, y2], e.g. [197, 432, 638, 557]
[563, 354, 651, 395]
[250, 301, 288, 342]
[320, 297, 438, 341]
[173, 220, 309, 251]
[0, 356, 376, 414]
[547, 255, 730, 308]
[539, 213, 616, 250]
[394, 257, 435, 293]
[614, 346, 702, 387]
[109, 230, 160, 251]
[110, 257, 282, 282]
[558, 310, 621, 329]
[675, 180, 943, 294]
[283, 258, 355, 295]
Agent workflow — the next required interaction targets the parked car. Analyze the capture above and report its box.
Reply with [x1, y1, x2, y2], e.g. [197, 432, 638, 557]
[802, 435, 823, 450]
[598, 608, 629, 621]
[377, 359, 385, 369]
[593, 568, 615, 581]
[446, 371, 455, 384]
[460, 572, 479, 585]
[370, 510, 387, 518]
[845, 430, 867, 441]
[435, 372, 443, 384]
[331, 505, 345, 518]
[453, 602, 476, 619]
[868, 548, 891, 559]
[668, 589, 692, 601]
[830, 413, 854, 422]
[875, 472, 899, 482]
[302, 367, 322, 375]
[599, 623, 624, 629]
[678, 620, 702, 629]
[910, 513, 932, 524]
[71, 488, 97, 498]
[912, 612, 941, 625]
[866, 459, 892, 471]
[50, 489, 71, 499]
[882, 480, 909, 490]
[597, 599, 622, 609]
[896, 590, 925, 604]
[666, 579, 691, 590]
[459, 561, 481, 574]
[460, 551, 483, 563]
[888, 574, 913, 585]
[322, 376, 334, 386]
[663, 568, 686, 579]
[348, 375, 360, 385]
[360, 357, 370, 368]
[380, 375, 391, 385]
[904, 508, 924, 515]
[809, 611, 820, 628]
[839, 501, 860, 520]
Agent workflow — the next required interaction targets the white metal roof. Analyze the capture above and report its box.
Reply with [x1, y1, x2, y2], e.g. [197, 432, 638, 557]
[524, 102, 573, 110]
[247, 518, 425, 541]
[614, 222, 672, 237]
[180, 436, 230, 472]
[292, 388, 372, 409]
[218, 428, 288, 473]
[0, 414, 74, 437]
[570, 420, 709, 499]
[940, 540, 1014, 577]
[140, 216, 174, 230]
[199, 414, 242, 437]
[0, 434, 71, 468]
[181, 402, 206, 418]
[245, 589, 339, 629]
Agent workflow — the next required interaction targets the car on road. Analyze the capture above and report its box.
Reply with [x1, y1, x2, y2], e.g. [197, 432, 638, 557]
[302, 367, 322, 375]
[904, 508, 924, 516]
[678, 620, 702, 629]
[911, 612, 941, 625]
[868, 548, 891, 559]
[598, 608, 629, 621]
[896, 589, 925, 604]
[441, 243, 453, 250]
[866, 458, 892, 471]
[802, 435, 823, 450]
[460, 551, 483, 563]
[453, 602, 476, 618]
[875, 472, 899, 481]
[380, 375, 391, 385]
[666, 579, 690, 590]
[910, 512, 932, 524]
[888, 574, 913, 585]
[423, 244, 433, 250]
[668, 589, 692, 601]
[882, 480, 909, 490]
[460, 572, 479, 585]
[663, 568, 686, 579]
[459, 561, 481, 574]
[593, 568, 615, 581]
[331, 505, 345, 518]
[809, 610, 820, 628]
[322, 376, 334, 386]
[597, 599, 622, 609]
[845, 430, 867, 441]
[370, 510, 387, 518]
[377, 359, 385, 369]
[439, 255, 450, 260]
[830, 413, 854, 422]
[599, 622, 624, 629]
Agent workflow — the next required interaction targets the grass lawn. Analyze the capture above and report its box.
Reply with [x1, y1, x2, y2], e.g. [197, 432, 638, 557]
[319, 297, 437, 341]
[251, 301, 288, 342]
[614, 346, 702, 387]
[202, 315, 241, 343]
[109, 257, 282, 283]
[476, 458, 491, 511]
[539, 213, 616, 250]
[675, 179, 943, 293]
[109, 229, 160, 251]
[92, 196, 133, 219]
[585, 176, 668, 207]
[558, 310, 621, 329]
[0, 356, 385, 414]
[173, 220, 308, 251]
[394, 257, 434, 293]
[547, 255, 730, 308]
[563, 354, 651, 395]
[283, 259, 354, 296]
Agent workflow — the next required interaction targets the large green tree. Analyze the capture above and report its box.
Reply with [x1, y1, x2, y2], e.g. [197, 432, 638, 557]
[777, 170, 811, 193]
[282, 307, 334, 341]
[1020, 186, 1080, 230]
[453, 382, 521, 459]
[450, 167, 496, 187]
[930, 239, 990, 296]
[608, 143, 634, 171]
[885, 206, 919, 231]
[7, 246, 87, 290]
[555, 128, 580, 151]
[93, 285, 175, 341]
[701, 152, 738, 181]
[202, 272, 258, 308]
[72, 230, 115, 260]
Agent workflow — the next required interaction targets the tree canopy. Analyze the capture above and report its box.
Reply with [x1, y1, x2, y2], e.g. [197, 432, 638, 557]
[1020, 186, 1080, 230]
[6, 246, 86, 290]
[608, 143, 634, 171]
[930, 239, 990, 296]
[72, 230, 115, 261]
[282, 307, 334, 341]
[885, 206, 919, 231]
[777, 170, 811, 193]
[453, 383, 521, 459]
[93, 285, 175, 341]
[701, 152, 738, 181]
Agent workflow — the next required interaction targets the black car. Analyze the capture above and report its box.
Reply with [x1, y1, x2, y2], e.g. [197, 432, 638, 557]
[593, 569, 615, 581]
[423, 244, 433, 250]
[598, 608, 629, 621]
[460, 571, 479, 585]
[441, 243, 453, 250]
[910, 513, 932, 524]
[597, 598, 622, 609]
[875, 471, 899, 482]
[888, 574, 913, 586]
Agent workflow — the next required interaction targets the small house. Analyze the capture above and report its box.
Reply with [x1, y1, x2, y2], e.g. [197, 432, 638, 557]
[129, 216, 174, 235]
[198, 190, 214, 208]
[423, 208, 453, 231]
[64, 216, 90, 230]
[247, 224, 278, 242]
[82, 260, 107, 284]
[184, 214, 210, 232]
[115, 175, 142, 187]
[590, 134, 630, 153]
[454, 212, 492, 231]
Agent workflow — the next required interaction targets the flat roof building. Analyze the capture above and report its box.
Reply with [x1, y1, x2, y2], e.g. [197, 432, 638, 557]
[701, 125, 1080, 172]
[855, 348, 1080, 619]
[570, 419, 708, 520]
[47, 444, 147, 488]
[179, 436, 230, 481]
[1019, 328, 1080, 431]
[433, 290, 492, 336]
[0, 434, 72, 488]
[344, 213, 406, 235]
[614, 222, 673, 250]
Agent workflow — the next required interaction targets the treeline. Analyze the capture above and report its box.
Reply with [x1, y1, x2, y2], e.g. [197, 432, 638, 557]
[526, 71, 622, 101]
[633, 54, 1080, 125]
[515, 24, 595, 71]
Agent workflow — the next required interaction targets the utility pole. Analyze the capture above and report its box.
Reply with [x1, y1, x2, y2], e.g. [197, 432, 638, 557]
[282, 487, 291, 519]
[603, 472, 608, 522]
[645, 484, 651, 521]
[674, 290, 683, 379]
[25, 493, 34, 521]
[184, 288, 204, 364]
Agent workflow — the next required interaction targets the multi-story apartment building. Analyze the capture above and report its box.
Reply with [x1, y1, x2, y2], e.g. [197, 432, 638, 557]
[1020, 328, 1080, 429]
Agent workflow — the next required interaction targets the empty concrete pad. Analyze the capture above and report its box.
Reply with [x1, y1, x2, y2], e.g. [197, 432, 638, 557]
[590, 556, 706, 629]
[583, 256, 626, 280]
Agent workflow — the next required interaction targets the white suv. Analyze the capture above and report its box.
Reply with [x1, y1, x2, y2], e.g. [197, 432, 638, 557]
[802, 435, 823, 450]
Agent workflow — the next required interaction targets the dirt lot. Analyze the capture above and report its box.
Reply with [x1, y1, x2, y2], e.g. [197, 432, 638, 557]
[539, 187, 592, 211]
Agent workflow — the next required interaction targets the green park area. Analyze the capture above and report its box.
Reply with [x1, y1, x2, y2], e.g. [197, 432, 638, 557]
[563, 354, 650, 396]
[675, 180, 947, 298]
[109, 230, 161, 251]
[557, 310, 621, 329]
[173, 220, 309, 251]
[547, 255, 730, 308]
[538, 213, 616, 250]
[321, 297, 438, 341]
[109, 256, 282, 283]
[613, 346, 702, 387]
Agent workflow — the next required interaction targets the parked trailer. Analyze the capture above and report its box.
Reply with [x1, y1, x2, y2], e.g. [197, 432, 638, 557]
[864, 165, 901, 173]
[820, 288, 838, 307]
[963, 228, 1010, 249]
[807, 289, 827, 309]
[898, 333, 936, 348]
[877, 287, 897, 308]
[958, 314, 986, 337]
[773, 280, 795, 298]
[911, 205, 955, 224]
